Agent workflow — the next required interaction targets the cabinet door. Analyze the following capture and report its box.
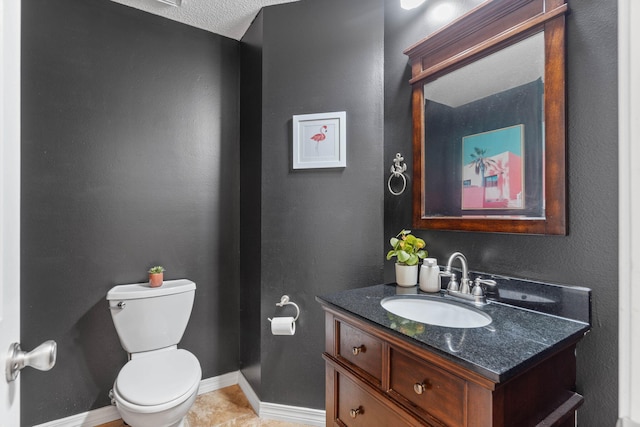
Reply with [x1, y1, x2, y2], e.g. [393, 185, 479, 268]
[338, 321, 383, 384]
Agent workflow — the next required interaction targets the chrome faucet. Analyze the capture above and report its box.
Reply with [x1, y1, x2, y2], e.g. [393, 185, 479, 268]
[445, 252, 471, 294]
[441, 252, 491, 305]
[473, 277, 498, 298]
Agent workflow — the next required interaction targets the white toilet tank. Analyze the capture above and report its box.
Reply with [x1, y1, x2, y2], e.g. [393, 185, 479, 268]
[107, 279, 196, 353]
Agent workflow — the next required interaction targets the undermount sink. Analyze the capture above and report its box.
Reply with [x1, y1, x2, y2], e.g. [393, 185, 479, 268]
[380, 296, 492, 328]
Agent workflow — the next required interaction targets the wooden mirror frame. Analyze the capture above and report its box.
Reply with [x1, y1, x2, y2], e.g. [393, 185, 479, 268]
[405, 0, 568, 235]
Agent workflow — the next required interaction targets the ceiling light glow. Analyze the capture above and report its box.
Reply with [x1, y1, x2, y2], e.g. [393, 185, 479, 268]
[432, 3, 455, 22]
[401, 0, 427, 10]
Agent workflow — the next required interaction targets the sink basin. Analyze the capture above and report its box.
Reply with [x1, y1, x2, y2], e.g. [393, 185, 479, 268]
[380, 296, 492, 328]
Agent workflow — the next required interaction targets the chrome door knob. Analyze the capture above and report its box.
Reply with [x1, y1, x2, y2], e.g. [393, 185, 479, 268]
[6, 340, 57, 382]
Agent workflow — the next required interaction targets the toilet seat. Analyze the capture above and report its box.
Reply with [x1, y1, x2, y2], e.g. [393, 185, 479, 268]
[115, 349, 201, 407]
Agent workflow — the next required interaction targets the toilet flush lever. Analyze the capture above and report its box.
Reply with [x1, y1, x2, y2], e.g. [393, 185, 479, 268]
[6, 340, 57, 382]
[108, 301, 126, 310]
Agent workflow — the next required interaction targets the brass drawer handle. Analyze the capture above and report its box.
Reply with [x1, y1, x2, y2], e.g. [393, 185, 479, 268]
[352, 345, 364, 355]
[350, 407, 362, 418]
[413, 382, 426, 395]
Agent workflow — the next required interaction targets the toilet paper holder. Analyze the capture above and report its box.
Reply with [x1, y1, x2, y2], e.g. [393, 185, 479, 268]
[268, 295, 300, 322]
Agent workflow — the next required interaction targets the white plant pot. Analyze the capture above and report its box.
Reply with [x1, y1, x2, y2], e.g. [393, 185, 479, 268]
[395, 263, 419, 287]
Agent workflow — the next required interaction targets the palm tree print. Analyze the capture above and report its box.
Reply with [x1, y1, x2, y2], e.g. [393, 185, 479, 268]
[470, 147, 499, 187]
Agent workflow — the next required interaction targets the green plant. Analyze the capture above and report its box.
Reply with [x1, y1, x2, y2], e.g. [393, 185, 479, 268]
[386, 229, 427, 266]
[148, 265, 165, 274]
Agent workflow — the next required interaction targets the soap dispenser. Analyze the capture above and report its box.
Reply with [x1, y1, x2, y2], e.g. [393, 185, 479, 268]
[419, 258, 440, 293]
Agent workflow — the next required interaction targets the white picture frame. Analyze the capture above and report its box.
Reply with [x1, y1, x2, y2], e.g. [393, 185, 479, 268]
[292, 111, 346, 169]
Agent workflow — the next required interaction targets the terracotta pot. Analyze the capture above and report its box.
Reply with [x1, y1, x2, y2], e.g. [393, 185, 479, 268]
[149, 272, 164, 287]
[395, 263, 419, 287]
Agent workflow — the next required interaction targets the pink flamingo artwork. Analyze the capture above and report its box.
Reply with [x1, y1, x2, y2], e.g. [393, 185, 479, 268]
[310, 125, 328, 154]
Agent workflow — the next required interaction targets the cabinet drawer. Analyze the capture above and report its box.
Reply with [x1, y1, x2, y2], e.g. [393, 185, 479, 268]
[338, 321, 383, 383]
[389, 348, 466, 427]
[337, 372, 404, 427]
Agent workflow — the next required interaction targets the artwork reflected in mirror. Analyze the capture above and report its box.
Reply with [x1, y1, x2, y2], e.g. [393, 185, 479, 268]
[423, 32, 544, 219]
[461, 125, 524, 211]
[405, 0, 567, 235]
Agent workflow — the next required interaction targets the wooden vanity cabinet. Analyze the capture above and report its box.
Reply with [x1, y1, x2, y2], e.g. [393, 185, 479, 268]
[322, 307, 583, 427]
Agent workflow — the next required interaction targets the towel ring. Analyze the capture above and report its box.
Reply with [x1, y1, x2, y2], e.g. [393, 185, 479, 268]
[388, 153, 408, 196]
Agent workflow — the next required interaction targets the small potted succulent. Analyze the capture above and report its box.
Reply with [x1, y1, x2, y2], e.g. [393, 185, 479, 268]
[148, 265, 165, 288]
[386, 229, 427, 287]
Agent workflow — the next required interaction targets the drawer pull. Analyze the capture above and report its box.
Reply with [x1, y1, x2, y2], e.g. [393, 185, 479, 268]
[352, 345, 364, 355]
[349, 407, 362, 418]
[413, 382, 426, 395]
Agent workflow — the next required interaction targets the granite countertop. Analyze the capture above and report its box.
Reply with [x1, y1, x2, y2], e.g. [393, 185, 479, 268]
[316, 283, 590, 383]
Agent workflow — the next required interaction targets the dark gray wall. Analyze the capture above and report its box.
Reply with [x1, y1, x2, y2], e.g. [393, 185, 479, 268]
[384, 1, 618, 426]
[21, 1, 240, 425]
[239, 10, 264, 395]
[240, 0, 385, 407]
[19, 0, 618, 425]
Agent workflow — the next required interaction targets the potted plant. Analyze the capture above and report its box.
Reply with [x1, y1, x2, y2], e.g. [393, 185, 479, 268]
[386, 229, 427, 287]
[148, 265, 165, 288]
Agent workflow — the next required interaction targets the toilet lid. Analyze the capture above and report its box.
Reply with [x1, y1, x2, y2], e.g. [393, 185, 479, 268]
[116, 349, 201, 406]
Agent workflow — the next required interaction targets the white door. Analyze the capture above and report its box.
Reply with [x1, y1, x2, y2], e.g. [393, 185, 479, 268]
[1, 0, 21, 425]
[619, 0, 640, 425]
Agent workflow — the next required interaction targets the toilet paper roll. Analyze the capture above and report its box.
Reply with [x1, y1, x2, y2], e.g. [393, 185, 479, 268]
[271, 317, 296, 336]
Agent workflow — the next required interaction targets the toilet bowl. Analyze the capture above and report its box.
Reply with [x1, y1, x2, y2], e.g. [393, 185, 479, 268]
[107, 279, 201, 427]
[112, 349, 201, 427]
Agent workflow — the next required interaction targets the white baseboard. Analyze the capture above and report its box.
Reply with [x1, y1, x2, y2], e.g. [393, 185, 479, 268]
[237, 373, 325, 426]
[237, 371, 262, 415]
[35, 370, 326, 427]
[618, 418, 640, 427]
[197, 370, 239, 394]
[33, 405, 121, 427]
[260, 401, 326, 426]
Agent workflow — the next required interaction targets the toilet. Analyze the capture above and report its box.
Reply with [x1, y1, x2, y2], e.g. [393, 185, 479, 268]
[107, 279, 202, 427]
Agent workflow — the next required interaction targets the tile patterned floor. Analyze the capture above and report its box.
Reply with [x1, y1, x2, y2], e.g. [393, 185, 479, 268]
[98, 385, 312, 427]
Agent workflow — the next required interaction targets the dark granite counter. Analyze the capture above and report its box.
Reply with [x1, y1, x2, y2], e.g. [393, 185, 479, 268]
[316, 283, 590, 383]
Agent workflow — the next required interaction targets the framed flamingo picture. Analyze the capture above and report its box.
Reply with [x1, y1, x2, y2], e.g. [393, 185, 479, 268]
[292, 111, 346, 169]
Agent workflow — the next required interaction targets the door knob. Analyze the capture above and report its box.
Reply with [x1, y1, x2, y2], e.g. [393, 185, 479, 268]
[6, 340, 57, 382]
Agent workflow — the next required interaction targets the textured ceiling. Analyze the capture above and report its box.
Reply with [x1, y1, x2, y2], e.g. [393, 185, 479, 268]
[109, 0, 300, 40]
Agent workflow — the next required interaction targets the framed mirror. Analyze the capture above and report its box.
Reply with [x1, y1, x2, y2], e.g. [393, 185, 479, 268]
[405, 0, 568, 234]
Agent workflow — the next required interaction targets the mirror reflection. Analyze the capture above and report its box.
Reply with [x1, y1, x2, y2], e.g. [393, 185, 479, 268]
[422, 32, 545, 218]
